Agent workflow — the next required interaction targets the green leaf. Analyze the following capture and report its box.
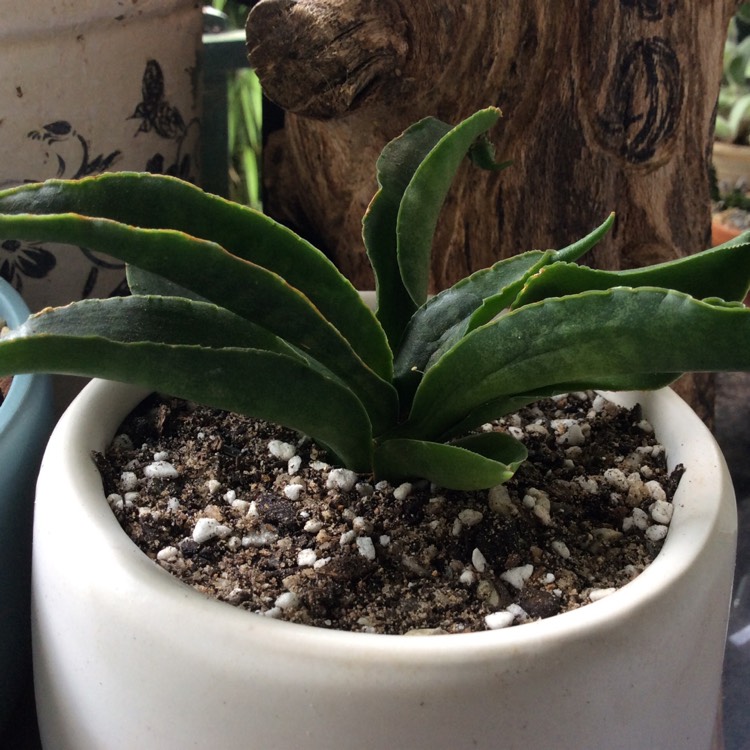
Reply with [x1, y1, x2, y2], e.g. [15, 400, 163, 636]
[126, 267, 206, 301]
[514, 238, 750, 308]
[363, 117, 453, 348]
[397, 107, 502, 306]
[468, 135, 513, 172]
[8, 295, 304, 359]
[0, 173, 392, 381]
[0, 212, 397, 433]
[401, 288, 750, 440]
[373, 431, 527, 490]
[550, 213, 616, 264]
[0, 301, 374, 470]
[728, 92, 750, 141]
[393, 250, 552, 400]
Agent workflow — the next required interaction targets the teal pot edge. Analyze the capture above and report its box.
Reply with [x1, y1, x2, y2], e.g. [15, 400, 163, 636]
[0, 279, 53, 733]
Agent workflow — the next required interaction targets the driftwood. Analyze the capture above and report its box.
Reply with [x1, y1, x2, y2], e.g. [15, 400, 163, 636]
[246, 0, 738, 423]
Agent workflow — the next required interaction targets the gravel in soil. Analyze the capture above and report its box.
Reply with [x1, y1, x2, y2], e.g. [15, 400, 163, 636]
[95, 391, 683, 635]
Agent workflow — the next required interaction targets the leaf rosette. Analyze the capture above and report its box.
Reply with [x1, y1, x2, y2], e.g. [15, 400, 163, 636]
[1, 107, 750, 489]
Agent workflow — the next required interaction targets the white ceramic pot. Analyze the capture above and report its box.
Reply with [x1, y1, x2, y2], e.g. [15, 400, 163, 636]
[0, 0, 202, 312]
[32, 380, 736, 750]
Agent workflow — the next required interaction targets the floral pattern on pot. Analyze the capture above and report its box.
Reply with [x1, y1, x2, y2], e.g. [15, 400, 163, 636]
[0, 0, 202, 312]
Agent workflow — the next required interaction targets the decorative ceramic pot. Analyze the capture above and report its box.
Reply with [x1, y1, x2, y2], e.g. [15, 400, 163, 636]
[0, 279, 52, 733]
[32, 380, 735, 750]
[713, 140, 750, 189]
[0, 0, 202, 312]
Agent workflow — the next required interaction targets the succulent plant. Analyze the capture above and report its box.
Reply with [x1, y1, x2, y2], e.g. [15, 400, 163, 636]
[2, 107, 750, 490]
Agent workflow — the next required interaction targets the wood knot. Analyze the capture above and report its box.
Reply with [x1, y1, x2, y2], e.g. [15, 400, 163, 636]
[246, 0, 408, 119]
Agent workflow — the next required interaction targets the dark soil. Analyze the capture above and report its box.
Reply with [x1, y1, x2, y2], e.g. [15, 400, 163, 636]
[95, 391, 683, 635]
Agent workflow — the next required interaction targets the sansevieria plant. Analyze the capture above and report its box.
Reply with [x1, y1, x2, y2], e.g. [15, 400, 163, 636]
[1, 107, 750, 490]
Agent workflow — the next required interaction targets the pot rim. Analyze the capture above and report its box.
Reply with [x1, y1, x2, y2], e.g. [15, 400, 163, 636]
[1, 0, 199, 42]
[44, 377, 736, 663]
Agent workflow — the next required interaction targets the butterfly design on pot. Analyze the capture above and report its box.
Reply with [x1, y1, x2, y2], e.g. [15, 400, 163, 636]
[130, 60, 188, 140]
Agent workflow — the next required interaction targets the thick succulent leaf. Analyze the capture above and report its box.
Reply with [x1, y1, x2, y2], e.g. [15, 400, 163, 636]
[550, 213, 616, 264]
[397, 107, 502, 306]
[126, 267, 206, 302]
[0, 212, 397, 433]
[0, 312, 373, 471]
[0, 173, 392, 380]
[391, 215, 614, 403]
[514, 237, 750, 308]
[6, 295, 305, 360]
[363, 117, 453, 348]
[393, 250, 552, 400]
[373, 431, 527, 490]
[468, 135, 513, 172]
[401, 288, 750, 440]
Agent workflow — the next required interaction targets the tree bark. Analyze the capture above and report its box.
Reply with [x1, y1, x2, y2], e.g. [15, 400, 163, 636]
[246, 0, 738, 423]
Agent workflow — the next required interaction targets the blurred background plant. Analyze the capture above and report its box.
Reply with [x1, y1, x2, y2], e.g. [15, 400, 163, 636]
[716, 4, 750, 145]
[204, 1, 262, 208]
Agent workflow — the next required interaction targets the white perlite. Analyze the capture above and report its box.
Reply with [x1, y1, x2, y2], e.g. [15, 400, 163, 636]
[356, 536, 376, 561]
[157, 546, 180, 562]
[120, 471, 138, 491]
[623, 507, 650, 532]
[650, 499, 673, 525]
[339, 530, 356, 546]
[484, 611, 515, 630]
[459, 569, 476, 585]
[506, 603, 529, 623]
[297, 548, 317, 567]
[192, 518, 231, 544]
[458, 509, 483, 527]
[471, 548, 488, 573]
[304, 519, 323, 533]
[205, 479, 221, 495]
[645, 524, 669, 542]
[268, 440, 296, 461]
[393, 482, 413, 501]
[326, 468, 358, 492]
[144, 461, 179, 480]
[274, 592, 299, 610]
[646, 479, 667, 503]
[284, 484, 303, 501]
[242, 530, 278, 547]
[488, 484, 515, 515]
[557, 422, 586, 446]
[501, 564, 534, 590]
[603, 468, 629, 491]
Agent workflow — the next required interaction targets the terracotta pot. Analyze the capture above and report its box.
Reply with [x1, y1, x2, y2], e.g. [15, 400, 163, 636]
[0, 0, 202, 313]
[0, 279, 53, 733]
[712, 213, 742, 246]
[31, 379, 736, 749]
